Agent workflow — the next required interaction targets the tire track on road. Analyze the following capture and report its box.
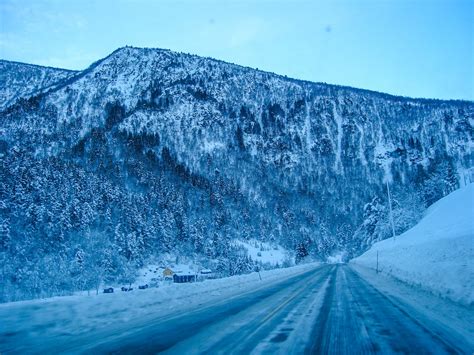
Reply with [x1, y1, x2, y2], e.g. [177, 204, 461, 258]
[346, 267, 469, 354]
[86, 266, 323, 354]
[306, 265, 378, 354]
[168, 265, 334, 354]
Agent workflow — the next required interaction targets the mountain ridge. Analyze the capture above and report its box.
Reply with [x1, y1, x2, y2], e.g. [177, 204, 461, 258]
[0, 59, 78, 110]
[2, 46, 472, 105]
[0, 59, 78, 74]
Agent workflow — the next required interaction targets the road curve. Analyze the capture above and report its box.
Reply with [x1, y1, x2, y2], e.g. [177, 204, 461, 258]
[79, 264, 471, 354]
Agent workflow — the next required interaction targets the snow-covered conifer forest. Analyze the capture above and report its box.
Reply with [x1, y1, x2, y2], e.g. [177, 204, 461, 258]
[0, 47, 472, 302]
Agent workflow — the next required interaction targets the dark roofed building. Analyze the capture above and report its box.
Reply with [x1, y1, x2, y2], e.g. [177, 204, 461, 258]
[173, 273, 196, 283]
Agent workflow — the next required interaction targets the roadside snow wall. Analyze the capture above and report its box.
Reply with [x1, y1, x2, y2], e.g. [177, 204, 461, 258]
[351, 184, 474, 306]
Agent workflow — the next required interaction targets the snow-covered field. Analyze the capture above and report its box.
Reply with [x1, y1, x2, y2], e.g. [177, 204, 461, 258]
[0, 262, 318, 352]
[352, 184, 474, 306]
[134, 261, 200, 287]
[234, 239, 291, 266]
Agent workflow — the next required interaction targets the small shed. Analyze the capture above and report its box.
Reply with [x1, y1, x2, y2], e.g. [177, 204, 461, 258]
[163, 267, 174, 278]
[173, 273, 196, 283]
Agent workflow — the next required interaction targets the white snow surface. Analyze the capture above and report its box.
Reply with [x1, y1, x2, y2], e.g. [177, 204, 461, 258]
[0, 263, 317, 351]
[352, 184, 474, 305]
[234, 239, 290, 266]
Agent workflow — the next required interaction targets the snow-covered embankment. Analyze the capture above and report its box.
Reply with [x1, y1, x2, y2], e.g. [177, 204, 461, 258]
[0, 262, 318, 352]
[351, 184, 474, 306]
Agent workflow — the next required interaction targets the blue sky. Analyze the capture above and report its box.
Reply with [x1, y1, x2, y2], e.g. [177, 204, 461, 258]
[1, 0, 472, 100]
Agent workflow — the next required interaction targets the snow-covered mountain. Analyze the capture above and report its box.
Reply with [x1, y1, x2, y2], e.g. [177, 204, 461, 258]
[0, 60, 78, 110]
[1, 46, 473, 301]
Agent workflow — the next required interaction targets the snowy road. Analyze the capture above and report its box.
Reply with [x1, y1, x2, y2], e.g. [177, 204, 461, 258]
[58, 264, 471, 354]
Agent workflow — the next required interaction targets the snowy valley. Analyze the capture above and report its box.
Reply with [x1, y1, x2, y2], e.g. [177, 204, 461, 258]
[0, 47, 473, 303]
[0, 46, 473, 354]
[1, 182, 473, 353]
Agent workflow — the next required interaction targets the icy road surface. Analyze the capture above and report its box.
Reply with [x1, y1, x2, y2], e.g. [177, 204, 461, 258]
[12, 264, 468, 354]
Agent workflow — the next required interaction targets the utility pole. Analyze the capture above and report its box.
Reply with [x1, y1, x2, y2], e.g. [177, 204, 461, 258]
[255, 265, 262, 281]
[386, 180, 396, 241]
[376, 250, 379, 274]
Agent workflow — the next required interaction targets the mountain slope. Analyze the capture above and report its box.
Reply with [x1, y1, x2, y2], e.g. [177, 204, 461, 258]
[3, 47, 472, 221]
[1, 46, 473, 301]
[0, 60, 78, 110]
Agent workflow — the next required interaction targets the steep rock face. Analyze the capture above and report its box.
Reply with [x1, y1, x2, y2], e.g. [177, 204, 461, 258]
[0, 47, 473, 300]
[0, 60, 78, 110]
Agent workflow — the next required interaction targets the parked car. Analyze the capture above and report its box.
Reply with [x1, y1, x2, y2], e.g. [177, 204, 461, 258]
[103, 287, 114, 294]
[138, 284, 149, 289]
[121, 286, 133, 292]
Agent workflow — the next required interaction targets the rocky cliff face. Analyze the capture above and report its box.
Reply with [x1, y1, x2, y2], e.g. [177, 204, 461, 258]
[0, 47, 472, 300]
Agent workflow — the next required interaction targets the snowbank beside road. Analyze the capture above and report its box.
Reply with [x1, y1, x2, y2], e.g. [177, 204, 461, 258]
[352, 184, 474, 305]
[0, 263, 318, 353]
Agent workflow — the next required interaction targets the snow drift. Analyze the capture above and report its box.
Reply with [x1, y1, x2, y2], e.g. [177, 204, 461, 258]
[351, 184, 474, 305]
